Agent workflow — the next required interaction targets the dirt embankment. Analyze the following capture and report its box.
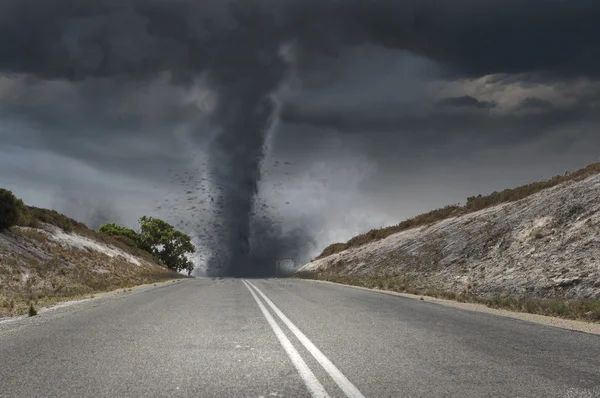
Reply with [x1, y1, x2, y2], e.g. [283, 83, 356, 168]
[0, 224, 180, 317]
[298, 173, 600, 321]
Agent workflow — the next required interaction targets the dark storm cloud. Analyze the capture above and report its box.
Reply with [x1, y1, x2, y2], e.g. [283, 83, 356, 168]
[343, 0, 600, 79]
[1, 0, 599, 80]
[277, 95, 600, 180]
[284, 0, 600, 81]
[281, 99, 599, 136]
[0, 77, 206, 180]
[437, 96, 497, 109]
[2, 0, 600, 275]
[516, 97, 554, 112]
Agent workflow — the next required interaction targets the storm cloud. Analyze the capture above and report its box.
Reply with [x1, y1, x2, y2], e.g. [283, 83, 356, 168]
[437, 96, 497, 109]
[1, 1, 599, 80]
[1, 0, 599, 276]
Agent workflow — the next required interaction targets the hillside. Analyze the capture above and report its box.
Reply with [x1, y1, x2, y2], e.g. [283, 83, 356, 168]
[316, 162, 600, 259]
[0, 205, 181, 317]
[297, 164, 600, 321]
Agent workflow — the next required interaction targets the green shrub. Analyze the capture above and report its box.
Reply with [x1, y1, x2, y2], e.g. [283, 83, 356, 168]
[28, 302, 37, 317]
[0, 189, 21, 231]
[23, 206, 81, 232]
[99, 223, 140, 242]
[15, 202, 36, 227]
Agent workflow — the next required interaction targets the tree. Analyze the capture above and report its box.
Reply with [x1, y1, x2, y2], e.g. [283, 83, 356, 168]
[0, 189, 21, 231]
[138, 216, 196, 273]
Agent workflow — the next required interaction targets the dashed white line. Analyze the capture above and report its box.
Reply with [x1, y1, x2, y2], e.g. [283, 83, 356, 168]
[245, 280, 366, 398]
[241, 280, 330, 398]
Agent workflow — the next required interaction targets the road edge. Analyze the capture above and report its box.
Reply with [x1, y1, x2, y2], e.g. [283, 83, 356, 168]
[297, 278, 600, 336]
[0, 278, 189, 325]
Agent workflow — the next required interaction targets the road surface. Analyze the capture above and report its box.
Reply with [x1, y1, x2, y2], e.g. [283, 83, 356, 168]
[1, 278, 599, 397]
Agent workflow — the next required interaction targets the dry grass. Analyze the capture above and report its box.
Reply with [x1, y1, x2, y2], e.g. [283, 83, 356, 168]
[0, 239, 181, 317]
[12, 227, 48, 242]
[293, 272, 600, 322]
[316, 161, 600, 259]
[80, 230, 159, 265]
[0, 203, 190, 317]
[17, 206, 83, 232]
[13, 205, 162, 266]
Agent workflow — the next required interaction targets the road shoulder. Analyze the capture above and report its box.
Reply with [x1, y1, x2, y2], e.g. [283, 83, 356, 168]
[298, 278, 600, 335]
[0, 278, 187, 327]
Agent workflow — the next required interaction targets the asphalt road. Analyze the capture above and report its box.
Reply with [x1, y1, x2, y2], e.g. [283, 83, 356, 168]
[1, 278, 600, 398]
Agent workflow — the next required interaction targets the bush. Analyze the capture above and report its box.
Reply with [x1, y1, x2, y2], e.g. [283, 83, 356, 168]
[28, 302, 37, 317]
[99, 223, 140, 242]
[0, 189, 21, 231]
[15, 202, 36, 228]
[24, 206, 81, 232]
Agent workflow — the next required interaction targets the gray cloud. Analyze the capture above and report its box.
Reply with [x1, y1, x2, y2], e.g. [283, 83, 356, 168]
[1, 1, 598, 80]
[347, 0, 600, 79]
[280, 97, 599, 144]
[437, 96, 497, 109]
[516, 97, 555, 113]
[54, 196, 122, 231]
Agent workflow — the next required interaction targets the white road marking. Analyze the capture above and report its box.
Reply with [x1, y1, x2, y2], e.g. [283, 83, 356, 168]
[241, 280, 330, 398]
[245, 280, 366, 398]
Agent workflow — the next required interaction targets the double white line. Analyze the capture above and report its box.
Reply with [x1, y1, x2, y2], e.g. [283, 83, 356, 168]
[242, 279, 366, 398]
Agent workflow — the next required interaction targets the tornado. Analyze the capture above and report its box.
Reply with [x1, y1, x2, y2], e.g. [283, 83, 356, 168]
[199, 4, 290, 276]
[206, 88, 281, 276]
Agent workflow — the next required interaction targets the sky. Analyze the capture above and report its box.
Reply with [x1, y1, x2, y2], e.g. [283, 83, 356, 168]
[1, 0, 599, 276]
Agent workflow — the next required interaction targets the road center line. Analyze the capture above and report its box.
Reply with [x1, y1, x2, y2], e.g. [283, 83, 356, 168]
[241, 280, 330, 398]
[245, 280, 366, 398]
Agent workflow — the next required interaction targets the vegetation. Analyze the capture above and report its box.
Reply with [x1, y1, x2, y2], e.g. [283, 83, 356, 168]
[17, 205, 85, 232]
[98, 217, 196, 274]
[0, 190, 194, 316]
[11, 202, 197, 274]
[0, 190, 198, 275]
[99, 223, 140, 243]
[294, 272, 600, 322]
[28, 303, 37, 317]
[138, 216, 195, 274]
[316, 161, 600, 260]
[0, 241, 181, 317]
[0, 189, 22, 231]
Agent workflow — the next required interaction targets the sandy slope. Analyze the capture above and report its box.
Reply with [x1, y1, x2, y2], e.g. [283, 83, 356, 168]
[300, 174, 600, 300]
[0, 223, 177, 316]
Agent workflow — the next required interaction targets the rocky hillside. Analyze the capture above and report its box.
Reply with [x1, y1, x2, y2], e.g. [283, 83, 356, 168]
[299, 171, 600, 302]
[1, 220, 180, 317]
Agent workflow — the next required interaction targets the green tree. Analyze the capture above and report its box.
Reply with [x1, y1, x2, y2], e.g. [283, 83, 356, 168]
[138, 216, 196, 273]
[0, 189, 21, 231]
